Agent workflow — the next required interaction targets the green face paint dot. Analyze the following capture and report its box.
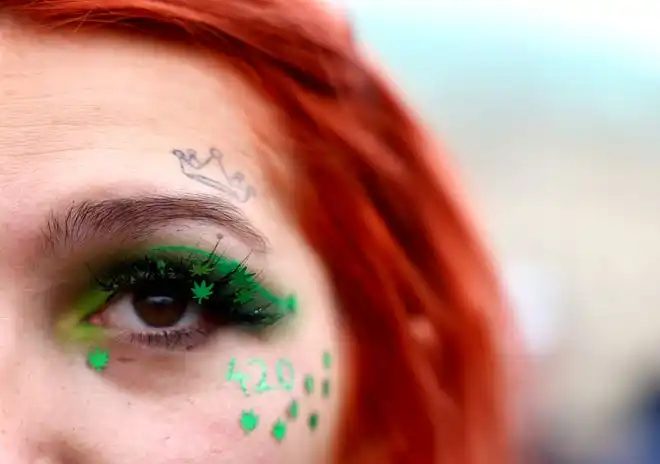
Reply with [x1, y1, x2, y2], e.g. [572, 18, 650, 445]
[323, 352, 332, 369]
[272, 418, 287, 442]
[240, 409, 259, 434]
[287, 400, 299, 420]
[87, 346, 109, 372]
[308, 413, 319, 431]
[322, 379, 330, 398]
[304, 374, 314, 395]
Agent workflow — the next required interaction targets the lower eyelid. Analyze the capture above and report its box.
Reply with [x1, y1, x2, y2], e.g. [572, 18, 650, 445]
[115, 327, 211, 351]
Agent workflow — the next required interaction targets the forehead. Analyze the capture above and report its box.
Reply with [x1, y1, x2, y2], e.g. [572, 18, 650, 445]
[0, 18, 284, 254]
[0, 18, 265, 157]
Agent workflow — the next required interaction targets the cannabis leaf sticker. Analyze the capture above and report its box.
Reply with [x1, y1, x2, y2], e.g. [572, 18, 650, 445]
[191, 261, 214, 277]
[191, 280, 214, 303]
[240, 409, 259, 434]
[88, 346, 109, 372]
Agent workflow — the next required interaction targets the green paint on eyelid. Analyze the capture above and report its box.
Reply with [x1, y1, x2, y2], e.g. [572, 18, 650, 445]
[57, 288, 113, 345]
[149, 246, 297, 312]
[190, 261, 214, 276]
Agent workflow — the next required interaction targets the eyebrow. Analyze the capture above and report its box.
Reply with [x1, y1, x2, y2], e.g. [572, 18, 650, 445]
[41, 193, 268, 255]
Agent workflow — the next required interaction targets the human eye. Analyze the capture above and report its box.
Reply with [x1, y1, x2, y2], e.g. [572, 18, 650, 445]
[62, 245, 296, 352]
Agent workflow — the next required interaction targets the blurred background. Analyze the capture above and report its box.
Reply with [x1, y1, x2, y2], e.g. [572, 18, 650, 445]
[343, 1, 660, 462]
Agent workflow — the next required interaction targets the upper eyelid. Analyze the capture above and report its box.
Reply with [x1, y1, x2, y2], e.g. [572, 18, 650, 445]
[92, 250, 294, 311]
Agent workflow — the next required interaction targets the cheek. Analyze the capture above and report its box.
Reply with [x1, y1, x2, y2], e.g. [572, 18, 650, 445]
[90, 355, 337, 463]
[75, 327, 341, 462]
[154, 410, 276, 463]
[94, 394, 283, 463]
[130, 390, 311, 463]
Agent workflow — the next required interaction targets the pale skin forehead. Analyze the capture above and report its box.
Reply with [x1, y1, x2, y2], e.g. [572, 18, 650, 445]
[0, 17, 343, 463]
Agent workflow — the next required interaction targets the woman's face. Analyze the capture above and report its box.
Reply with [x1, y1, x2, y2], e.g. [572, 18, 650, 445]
[0, 18, 344, 463]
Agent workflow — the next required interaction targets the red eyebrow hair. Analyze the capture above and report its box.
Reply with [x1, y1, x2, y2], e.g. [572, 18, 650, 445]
[3, 1, 520, 462]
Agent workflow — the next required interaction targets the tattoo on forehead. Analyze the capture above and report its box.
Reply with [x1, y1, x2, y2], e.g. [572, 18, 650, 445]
[172, 148, 256, 203]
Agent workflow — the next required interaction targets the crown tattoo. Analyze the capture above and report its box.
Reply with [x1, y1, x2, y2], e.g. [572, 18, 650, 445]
[172, 148, 256, 203]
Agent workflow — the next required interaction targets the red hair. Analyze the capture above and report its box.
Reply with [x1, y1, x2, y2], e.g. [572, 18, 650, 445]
[3, 1, 516, 462]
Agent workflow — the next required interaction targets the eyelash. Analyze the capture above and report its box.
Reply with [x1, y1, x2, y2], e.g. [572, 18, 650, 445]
[84, 249, 291, 351]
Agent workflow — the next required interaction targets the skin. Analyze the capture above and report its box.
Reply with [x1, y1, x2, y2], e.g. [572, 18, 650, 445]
[0, 16, 345, 464]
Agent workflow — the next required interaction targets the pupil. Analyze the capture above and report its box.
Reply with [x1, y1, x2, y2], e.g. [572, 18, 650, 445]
[132, 284, 189, 328]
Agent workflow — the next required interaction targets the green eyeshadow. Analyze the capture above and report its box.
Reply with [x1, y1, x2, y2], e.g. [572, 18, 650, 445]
[149, 245, 296, 313]
[57, 288, 112, 345]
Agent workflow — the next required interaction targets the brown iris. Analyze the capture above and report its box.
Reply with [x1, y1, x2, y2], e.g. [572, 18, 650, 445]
[131, 283, 189, 328]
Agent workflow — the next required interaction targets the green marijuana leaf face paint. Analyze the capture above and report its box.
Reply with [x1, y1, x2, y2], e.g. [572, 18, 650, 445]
[323, 352, 332, 369]
[322, 379, 330, 398]
[272, 418, 287, 442]
[190, 261, 213, 277]
[240, 409, 259, 434]
[191, 280, 214, 303]
[152, 245, 297, 312]
[88, 346, 109, 372]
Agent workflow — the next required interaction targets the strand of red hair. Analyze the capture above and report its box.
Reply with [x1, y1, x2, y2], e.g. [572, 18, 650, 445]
[1, 1, 519, 462]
